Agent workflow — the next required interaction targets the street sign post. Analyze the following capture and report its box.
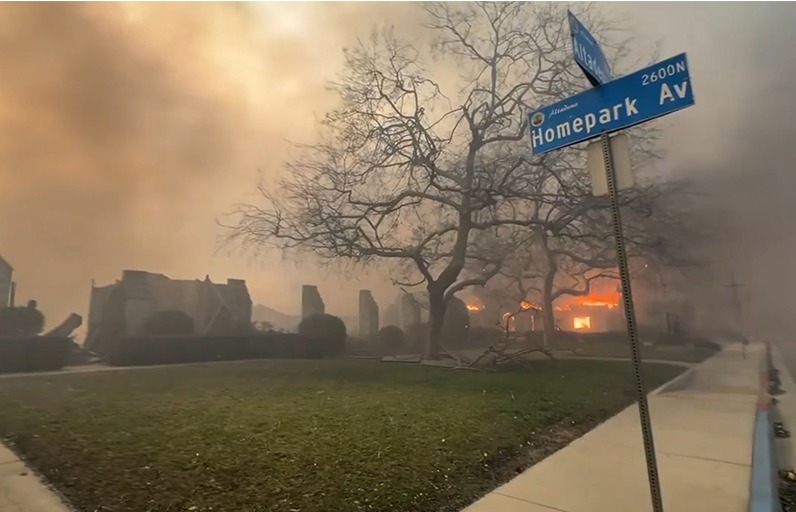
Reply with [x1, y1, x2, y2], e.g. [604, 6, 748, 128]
[587, 133, 633, 196]
[527, 12, 697, 512]
[528, 53, 694, 155]
[568, 10, 612, 86]
[598, 131, 665, 512]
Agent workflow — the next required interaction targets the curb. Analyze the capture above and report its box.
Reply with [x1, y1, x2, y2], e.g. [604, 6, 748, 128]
[749, 341, 783, 512]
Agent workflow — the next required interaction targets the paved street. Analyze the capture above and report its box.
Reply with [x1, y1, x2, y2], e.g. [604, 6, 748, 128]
[769, 343, 796, 472]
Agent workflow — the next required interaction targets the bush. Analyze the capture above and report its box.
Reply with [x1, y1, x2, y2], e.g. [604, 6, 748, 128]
[143, 310, 195, 336]
[105, 333, 328, 367]
[0, 301, 45, 336]
[378, 326, 405, 351]
[297, 313, 347, 357]
[0, 336, 71, 373]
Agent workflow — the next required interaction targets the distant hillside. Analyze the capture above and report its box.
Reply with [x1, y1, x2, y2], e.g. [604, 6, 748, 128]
[252, 304, 300, 332]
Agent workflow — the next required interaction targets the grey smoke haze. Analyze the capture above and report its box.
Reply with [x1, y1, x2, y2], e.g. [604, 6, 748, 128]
[629, 2, 796, 339]
[0, 2, 795, 337]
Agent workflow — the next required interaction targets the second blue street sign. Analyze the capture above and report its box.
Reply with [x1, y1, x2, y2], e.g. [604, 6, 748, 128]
[568, 10, 612, 86]
[528, 53, 695, 156]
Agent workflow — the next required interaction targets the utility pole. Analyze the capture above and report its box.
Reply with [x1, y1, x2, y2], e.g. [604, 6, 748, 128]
[728, 272, 747, 357]
[728, 272, 745, 334]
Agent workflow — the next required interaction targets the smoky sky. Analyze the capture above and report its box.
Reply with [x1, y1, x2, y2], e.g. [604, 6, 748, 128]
[1, 2, 795, 337]
[0, 2, 416, 328]
[624, 2, 796, 338]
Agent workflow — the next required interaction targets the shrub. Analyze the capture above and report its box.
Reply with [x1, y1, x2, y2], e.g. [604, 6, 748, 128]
[297, 313, 347, 357]
[378, 326, 405, 351]
[0, 336, 71, 373]
[143, 310, 195, 336]
[0, 300, 45, 336]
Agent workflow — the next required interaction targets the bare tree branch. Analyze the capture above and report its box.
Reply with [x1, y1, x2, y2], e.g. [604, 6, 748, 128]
[223, 2, 659, 357]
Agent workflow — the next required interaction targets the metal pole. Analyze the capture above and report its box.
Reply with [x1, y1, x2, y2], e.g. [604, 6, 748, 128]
[729, 272, 743, 332]
[728, 272, 746, 359]
[600, 133, 665, 512]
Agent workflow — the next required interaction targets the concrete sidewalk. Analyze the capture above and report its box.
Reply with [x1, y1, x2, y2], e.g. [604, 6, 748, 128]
[464, 343, 763, 512]
[0, 443, 71, 512]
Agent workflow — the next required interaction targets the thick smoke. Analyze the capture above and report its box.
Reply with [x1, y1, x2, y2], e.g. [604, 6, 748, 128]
[2, 3, 795, 338]
[661, 4, 796, 339]
[0, 4, 261, 324]
[0, 3, 415, 326]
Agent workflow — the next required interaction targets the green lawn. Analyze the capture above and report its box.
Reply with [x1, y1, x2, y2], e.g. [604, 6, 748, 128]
[0, 359, 683, 512]
[572, 343, 720, 363]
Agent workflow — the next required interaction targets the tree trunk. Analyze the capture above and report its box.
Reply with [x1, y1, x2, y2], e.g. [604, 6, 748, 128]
[425, 287, 446, 360]
[538, 235, 560, 348]
[542, 269, 557, 348]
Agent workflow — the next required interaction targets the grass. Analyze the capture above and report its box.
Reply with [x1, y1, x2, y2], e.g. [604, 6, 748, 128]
[571, 342, 720, 363]
[0, 359, 684, 512]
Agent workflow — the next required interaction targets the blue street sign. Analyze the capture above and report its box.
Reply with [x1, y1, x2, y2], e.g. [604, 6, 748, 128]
[568, 10, 612, 86]
[528, 53, 695, 156]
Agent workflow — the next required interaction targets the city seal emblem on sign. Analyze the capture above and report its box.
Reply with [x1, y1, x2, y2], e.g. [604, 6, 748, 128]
[530, 112, 545, 127]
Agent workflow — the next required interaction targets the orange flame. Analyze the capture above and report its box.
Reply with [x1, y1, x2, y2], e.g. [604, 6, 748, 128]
[466, 304, 483, 312]
[575, 290, 620, 309]
[559, 290, 621, 311]
[573, 317, 591, 330]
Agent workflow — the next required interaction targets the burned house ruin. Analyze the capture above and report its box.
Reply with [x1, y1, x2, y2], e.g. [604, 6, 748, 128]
[86, 270, 252, 353]
[0, 253, 15, 308]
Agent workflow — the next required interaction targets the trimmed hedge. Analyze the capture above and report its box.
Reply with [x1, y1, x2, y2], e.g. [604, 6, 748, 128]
[105, 333, 333, 367]
[378, 326, 405, 350]
[0, 336, 72, 373]
[298, 314, 347, 356]
[0, 304, 45, 336]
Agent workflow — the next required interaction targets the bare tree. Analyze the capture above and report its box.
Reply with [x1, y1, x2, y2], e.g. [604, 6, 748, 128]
[224, 2, 636, 359]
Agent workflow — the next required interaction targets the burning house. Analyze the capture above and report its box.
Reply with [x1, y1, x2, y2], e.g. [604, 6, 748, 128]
[554, 289, 625, 333]
[466, 298, 541, 333]
[466, 282, 625, 335]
